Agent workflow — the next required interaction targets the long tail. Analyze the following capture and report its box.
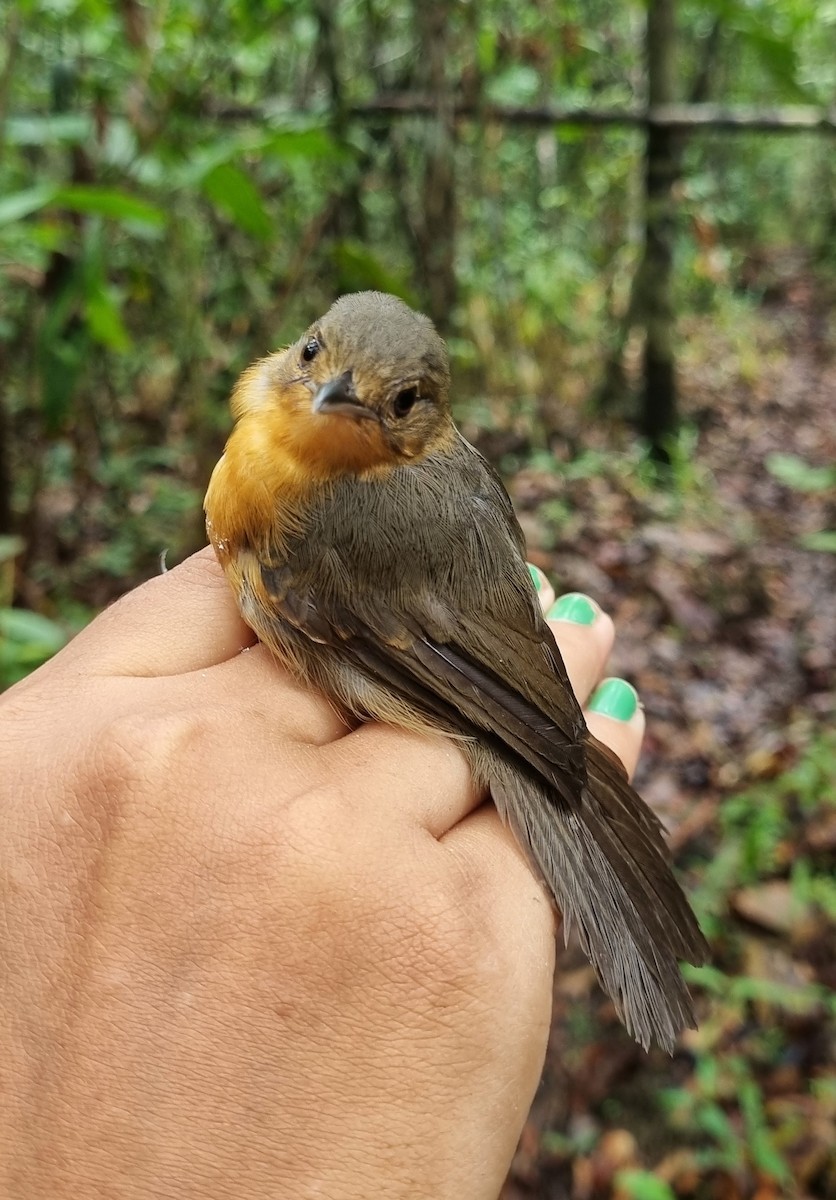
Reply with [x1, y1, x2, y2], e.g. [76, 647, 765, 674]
[489, 735, 708, 1053]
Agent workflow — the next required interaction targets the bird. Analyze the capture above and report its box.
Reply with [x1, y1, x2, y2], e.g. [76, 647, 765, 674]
[204, 290, 708, 1052]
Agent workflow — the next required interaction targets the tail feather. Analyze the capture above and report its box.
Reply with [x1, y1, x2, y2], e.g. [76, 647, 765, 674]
[490, 741, 708, 1053]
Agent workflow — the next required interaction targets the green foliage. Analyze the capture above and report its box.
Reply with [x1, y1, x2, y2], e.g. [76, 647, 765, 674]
[693, 730, 836, 932]
[766, 453, 836, 553]
[665, 732, 836, 1188]
[0, 607, 68, 686]
[766, 453, 836, 493]
[615, 1170, 676, 1200]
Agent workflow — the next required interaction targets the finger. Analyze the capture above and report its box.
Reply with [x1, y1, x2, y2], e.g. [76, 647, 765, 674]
[546, 593, 615, 705]
[322, 723, 482, 837]
[585, 678, 646, 780]
[527, 563, 555, 613]
[442, 803, 557, 934]
[57, 548, 255, 678]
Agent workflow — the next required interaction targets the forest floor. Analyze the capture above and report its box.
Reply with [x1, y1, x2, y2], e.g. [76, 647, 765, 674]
[493, 276, 835, 1199]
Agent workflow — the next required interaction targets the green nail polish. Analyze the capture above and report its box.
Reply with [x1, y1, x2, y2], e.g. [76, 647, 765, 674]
[548, 592, 597, 625]
[588, 678, 639, 722]
[527, 563, 544, 591]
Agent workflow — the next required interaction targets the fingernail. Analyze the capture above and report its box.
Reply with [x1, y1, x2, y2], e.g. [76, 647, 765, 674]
[588, 678, 639, 722]
[527, 563, 545, 591]
[548, 592, 597, 625]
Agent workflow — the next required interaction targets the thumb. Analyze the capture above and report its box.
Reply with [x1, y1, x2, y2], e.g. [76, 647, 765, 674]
[54, 548, 255, 678]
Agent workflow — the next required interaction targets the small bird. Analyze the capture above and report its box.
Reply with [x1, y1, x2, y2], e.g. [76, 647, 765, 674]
[205, 291, 708, 1052]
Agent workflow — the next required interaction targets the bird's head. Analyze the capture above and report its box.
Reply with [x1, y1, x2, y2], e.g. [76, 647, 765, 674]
[231, 292, 453, 478]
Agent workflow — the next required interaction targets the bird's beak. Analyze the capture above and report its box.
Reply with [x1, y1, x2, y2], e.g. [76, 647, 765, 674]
[312, 372, 377, 422]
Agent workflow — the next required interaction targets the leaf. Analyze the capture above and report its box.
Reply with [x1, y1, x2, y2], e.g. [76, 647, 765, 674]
[261, 127, 343, 162]
[615, 1169, 677, 1200]
[0, 536, 25, 564]
[801, 530, 836, 553]
[39, 335, 86, 430]
[201, 162, 272, 240]
[0, 608, 67, 651]
[0, 608, 68, 686]
[766, 453, 836, 492]
[0, 185, 58, 226]
[4, 114, 92, 146]
[739, 1080, 791, 1183]
[332, 240, 416, 300]
[85, 284, 132, 352]
[161, 126, 344, 192]
[53, 186, 167, 228]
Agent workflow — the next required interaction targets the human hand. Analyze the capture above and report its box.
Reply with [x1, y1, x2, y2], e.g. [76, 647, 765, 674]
[0, 550, 643, 1200]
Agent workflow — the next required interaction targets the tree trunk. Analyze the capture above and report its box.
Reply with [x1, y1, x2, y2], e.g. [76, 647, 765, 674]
[313, 1, 365, 247]
[412, 1, 457, 331]
[640, 0, 678, 460]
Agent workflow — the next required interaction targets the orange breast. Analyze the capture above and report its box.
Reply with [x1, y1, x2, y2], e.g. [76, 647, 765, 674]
[205, 394, 398, 557]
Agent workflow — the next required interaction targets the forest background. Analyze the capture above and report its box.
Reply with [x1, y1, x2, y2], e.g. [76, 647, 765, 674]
[1, 2, 834, 1197]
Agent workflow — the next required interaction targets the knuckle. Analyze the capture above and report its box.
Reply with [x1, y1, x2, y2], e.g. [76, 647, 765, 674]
[80, 707, 225, 813]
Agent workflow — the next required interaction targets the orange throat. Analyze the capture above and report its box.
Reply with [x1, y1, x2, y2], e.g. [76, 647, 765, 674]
[204, 407, 396, 556]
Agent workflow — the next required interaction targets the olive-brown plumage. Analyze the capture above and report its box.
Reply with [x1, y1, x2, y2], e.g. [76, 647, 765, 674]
[205, 291, 708, 1052]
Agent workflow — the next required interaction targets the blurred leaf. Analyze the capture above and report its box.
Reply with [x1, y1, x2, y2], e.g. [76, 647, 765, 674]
[801, 530, 836, 552]
[39, 336, 86, 430]
[766, 452, 836, 492]
[201, 162, 272, 240]
[739, 1080, 791, 1183]
[0, 536, 25, 564]
[615, 1169, 677, 1200]
[4, 114, 92, 146]
[684, 962, 835, 1016]
[476, 26, 499, 73]
[53, 186, 167, 228]
[0, 185, 57, 226]
[169, 126, 342, 191]
[260, 127, 343, 161]
[332, 240, 416, 300]
[85, 283, 132, 352]
[0, 607, 68, 685]
[0, 607, 67, 649]
[487, 64, 542, 104]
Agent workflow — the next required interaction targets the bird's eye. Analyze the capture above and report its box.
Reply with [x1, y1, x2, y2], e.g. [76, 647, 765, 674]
[393, 386, 419, 418]
[302, 337, 320, 363]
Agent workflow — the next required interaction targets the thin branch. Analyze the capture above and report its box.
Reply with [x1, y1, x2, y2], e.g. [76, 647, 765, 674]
[15, 98, 833, 136]
[345, 98, 836, 134]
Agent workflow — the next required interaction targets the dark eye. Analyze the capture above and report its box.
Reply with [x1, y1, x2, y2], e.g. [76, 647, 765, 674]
[302, 337, 320, 363]
[393, 386, 419, 418]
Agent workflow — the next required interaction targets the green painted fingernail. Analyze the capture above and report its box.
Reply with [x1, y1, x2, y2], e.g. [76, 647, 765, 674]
[527, 563, 544, 590]
[588, 678, 639, 722]
[548, 592, 597, 625]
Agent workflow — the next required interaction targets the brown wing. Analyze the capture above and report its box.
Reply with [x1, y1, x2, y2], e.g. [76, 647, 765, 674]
[257, 434, 592, 804]
[249, 436, 708, 1051]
